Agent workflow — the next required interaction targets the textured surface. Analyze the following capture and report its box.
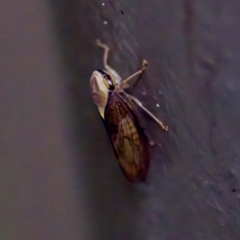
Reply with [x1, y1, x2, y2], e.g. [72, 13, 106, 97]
[1, 0, 240, 239]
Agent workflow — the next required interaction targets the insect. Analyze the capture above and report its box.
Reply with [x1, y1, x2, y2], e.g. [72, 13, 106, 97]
[90, 39, 168, 182]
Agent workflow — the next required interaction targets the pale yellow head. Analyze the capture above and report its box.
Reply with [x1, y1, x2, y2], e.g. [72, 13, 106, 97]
[90, 69, 115, 118]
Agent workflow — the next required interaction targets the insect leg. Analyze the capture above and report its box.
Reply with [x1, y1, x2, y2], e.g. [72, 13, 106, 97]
[96, 39, 122, 82]
[122, 60, 148, 89]
[127, 94, 169, 131]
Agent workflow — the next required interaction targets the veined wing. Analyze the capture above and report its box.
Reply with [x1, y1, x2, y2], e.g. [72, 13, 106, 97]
[104, 91, 149, 182]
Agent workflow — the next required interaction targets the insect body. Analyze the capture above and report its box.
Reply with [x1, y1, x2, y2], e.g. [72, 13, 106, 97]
[90, 39, 168, 182]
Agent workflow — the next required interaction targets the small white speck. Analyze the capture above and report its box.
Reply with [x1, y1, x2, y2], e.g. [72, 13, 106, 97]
[103, 21, 108, 25]
[102, 3, 105, 6]
[158, 90, 162, 94]
[156, 103, 160, 107]
[142, 91, 146, 95]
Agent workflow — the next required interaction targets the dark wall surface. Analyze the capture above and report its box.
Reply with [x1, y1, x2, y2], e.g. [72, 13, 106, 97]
[1, 0, 240, 239]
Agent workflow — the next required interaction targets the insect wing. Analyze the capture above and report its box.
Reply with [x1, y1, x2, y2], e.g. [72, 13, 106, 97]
[104, 91, 149, 182]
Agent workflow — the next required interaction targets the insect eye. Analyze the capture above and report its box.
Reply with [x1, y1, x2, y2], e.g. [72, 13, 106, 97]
[106, 78, 113, 87]
[103, 74, 115, 90]
[96, 69, 115, 90]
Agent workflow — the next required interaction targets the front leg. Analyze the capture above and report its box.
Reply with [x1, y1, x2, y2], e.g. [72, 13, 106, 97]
[96, 39, 122, 83]
[122, 60, 148, 89]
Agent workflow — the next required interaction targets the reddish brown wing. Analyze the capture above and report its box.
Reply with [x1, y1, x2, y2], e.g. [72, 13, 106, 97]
[104, 91, 149, 182]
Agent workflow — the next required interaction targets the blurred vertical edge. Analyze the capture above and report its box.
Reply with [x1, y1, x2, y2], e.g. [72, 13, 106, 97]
[0, 0, 91, 239]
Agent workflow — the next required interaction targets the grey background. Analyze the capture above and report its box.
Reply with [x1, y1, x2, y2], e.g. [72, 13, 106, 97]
[1, 0, 240, 239]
